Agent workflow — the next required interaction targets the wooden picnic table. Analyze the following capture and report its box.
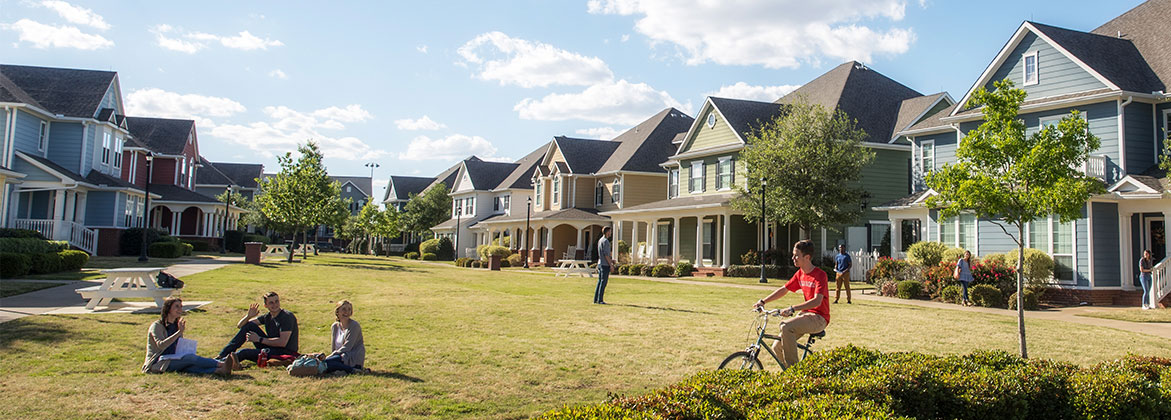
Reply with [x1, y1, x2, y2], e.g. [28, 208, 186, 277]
[76, 267, 175, 310]
[553, 259, 595, 278]
[262, 244, 291, 258]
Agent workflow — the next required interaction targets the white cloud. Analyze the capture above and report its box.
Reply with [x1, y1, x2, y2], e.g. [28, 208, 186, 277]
[151, 25, 282, 52]
[126, 88, 246, 119]
[458, 31, 614, 88]
[707, 82, 802, 102]
[40, 1, 110, 30]
[398, 134, 500, 161]
[416, 45, 428, 54]
[620, 34, 630, 42]
[268, 69, 288, 79]
[394, 116, 446, 131]
[587, 0, 915, 68]
[2, 19, 112, 50]
[209, 105, 383, 161]
[514, 79, 688, 126]
[575, 127, 624, 139]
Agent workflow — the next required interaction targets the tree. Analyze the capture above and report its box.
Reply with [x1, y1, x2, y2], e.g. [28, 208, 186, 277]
[1160, 133, 1170, 172]
[733, 99, 875, 240]
[402, 182, 452, 238]
[255, 141, 339, 263]
[925, 79, 1105, 358]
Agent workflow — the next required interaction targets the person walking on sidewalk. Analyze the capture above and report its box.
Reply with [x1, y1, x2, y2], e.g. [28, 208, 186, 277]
[833, 245, 852, 304]
[956, 250, 975, 306]
[1139, 249, 1154, 310]
[594, 227, 615, 304]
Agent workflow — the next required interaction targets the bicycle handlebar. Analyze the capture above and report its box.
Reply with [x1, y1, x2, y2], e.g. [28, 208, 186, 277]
[753, 307, 784, 317]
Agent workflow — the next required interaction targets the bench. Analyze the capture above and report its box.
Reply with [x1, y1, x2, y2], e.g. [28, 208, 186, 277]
[76, 268, 176, 310]
[553, 259, 595, 278]
[262, 244, 292, 259]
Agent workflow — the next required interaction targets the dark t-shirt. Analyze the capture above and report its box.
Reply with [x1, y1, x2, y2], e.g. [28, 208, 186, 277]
[257, 309, 298, 352]
[162, 322, 179, 355]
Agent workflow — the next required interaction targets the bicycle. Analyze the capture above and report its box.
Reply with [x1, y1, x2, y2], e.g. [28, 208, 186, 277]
[718, 307, 825, 370]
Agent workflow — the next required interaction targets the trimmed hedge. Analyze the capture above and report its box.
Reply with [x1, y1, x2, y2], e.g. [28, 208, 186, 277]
[149, 241, 186, 258]
[455, 257, 473, 267]
[674, 261, 694, 277]
[625, 264, 646, 276]
[896, 280, 923, 299]
[0, 237, 69, 254]
[539, 347, 1171, 420]
[118, 228, 170, 256]
[1, 253, 32, 278]
[59, 250, 89, 271]
[471, 260, 483, 268]
[940, 284, 961, 304]
[651, 263, 675, 277]
[640, 265, 653, 276]
[725, 264, 793, 279]
[186, 239, 214, 252]
[0, 228, 46, 239]
[970, 284, 1004, 308]
[506, 253, 523, 267]
[404, 252, 419, 260]
[1008, 289, 1040, 311]
[421, 252, 437, 261]
[29, 252, 63, 274]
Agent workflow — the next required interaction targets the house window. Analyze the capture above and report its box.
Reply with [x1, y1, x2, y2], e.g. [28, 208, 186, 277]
[668, 169, 679, 198]
[552, 177, 560, 204]
[113, 136, 123, 168]
[463, 197, 474, 216]
[702, 220, 714, 260]
[347, 185, 352, 193]
[38, 121, 48, 151]
[707, 113, 716, 128]
[595, 181, 604, 206]
[958, 214, 976, 250]
[920, 140, 935, 174]
[658, 222, 671, 257]
[1028, 217, 1048, 250]
[690, 161, 704, 193]
[124, 194, 133, 227]
[493, 196, 500, 212]
[1023, 51, 1038, 85]
[502, 195, 509, 213]
[716, 157, 733, 190]
[612, 179, 621, 203]
[940, 216, 956, 246]
[535, 181, 543, 207]
[1052, 218, 1074, 283]
[102, 131, 111, 164]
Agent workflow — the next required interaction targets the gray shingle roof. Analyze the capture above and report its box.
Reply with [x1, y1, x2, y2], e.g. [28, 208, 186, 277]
[462, 159, 516, 190]
[553, 136, 621, 174]
[494, 142, 549, 190]
[596, 107, 694, 174]
[18, 152, 85, 182]
[197, 160, 263, 188]
[331, 176, 373, 197]
[905, 103, 958, 133]
[426, 157, 475, 193]
[873, 190, 933, 209]
[150, 184, 220, 203]
[954, 88, 1113, 117]
[708, 97, 787, 142]
[892, 93, 949, 140]
[1030, 21, 1163, 93]
[1092, 0, 1171, 91]
[387, 175, 435, 200]
[0, 64, 117, 118]
[777, 61, 923, 144]
[85, 171, 140, 191]
[125, 117, 194, 155]
[479, 207, 607, 223]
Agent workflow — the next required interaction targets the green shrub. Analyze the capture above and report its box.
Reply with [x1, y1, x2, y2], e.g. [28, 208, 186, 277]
[981, 252, 1008, 266]
[471, 260, 482, 268]
[242, 233, 269, 244]
[1007, 289, 1040, 310]
[616, 265, 628, 275]
[725, 264, 792, 278]
[922, 263, 955, 299]
[675, 261, 694, 277]
[224, 230, 245, 253]
[404, 252, 419, 260]
[868, 257, 911, 282]
[28, 252, 62, 274]
[475, 244, 489, 260]
[435, 237, 454, 260]
[0, 237, 69, 254]
[148, 241, 185, 258]
[484, 245, 511, 258]
[640, 265, 653, 276]
[455, 257, 473, 267]
[971, 260, 1017, 297]
[651, 263, 674, 277]
[906, 241, 949, 267]
[506, 253, 523, 267]
[940, 247, 967, 266]
[750, 394, 909, 420]
[500, 259, 510, 268]
[421, 252, 437, 261]
[0, 253, 32, 278]
[0, 228, 46, 239]
[58, 250, 89, 271]
[740, 249, 760, 265]
[940, 284, 961, 303]
[118, 228, 170, 256]
[536, 404, 652, 420]
[420, 238, 440, 255]
[970, 284, 1004, 308]
[626, 264, 646, 276]
[186, 240, 213, 252]
[1005, 248, 1055, 291]
[896, 280, 923, 299]
[1070, 367, 1162, 419]
[181, 242, 193, 256]
[616, 240, 630, 255]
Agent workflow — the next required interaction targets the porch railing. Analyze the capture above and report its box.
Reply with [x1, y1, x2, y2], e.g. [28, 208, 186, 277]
[12, 218, 98, 255]
[1081, 155, 1107, 181]
[1151, 257, 1169, 309]
[68, 222, 97, 254]
[13, 218, 56, 239]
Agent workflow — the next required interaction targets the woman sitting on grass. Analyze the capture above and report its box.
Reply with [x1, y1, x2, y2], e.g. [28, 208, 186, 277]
[323, 300, 365, 374]
[143, 297, 234, 376]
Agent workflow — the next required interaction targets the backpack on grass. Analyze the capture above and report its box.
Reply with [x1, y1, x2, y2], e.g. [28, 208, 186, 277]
[287, 354, 326, 377]
[156, 272, 184, 289]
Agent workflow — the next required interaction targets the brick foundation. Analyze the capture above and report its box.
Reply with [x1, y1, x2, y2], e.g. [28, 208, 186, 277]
[1039, 288, 1167, 307]
[543, 249, 555, 266]
[693, 266, 726, 277]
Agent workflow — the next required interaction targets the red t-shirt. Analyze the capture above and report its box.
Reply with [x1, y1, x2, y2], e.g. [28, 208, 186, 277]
[783, 267, 830, 324]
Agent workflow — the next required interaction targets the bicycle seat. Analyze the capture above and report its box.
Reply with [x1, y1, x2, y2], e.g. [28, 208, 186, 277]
[809, 331, 826, 339]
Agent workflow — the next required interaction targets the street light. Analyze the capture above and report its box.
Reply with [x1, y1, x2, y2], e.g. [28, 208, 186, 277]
[220, 184, 233, 254]
[365, 162, 380, 179]
[759, 177, 768, 284]
[138, 153, 155, 262]
[524, 196, 532, 268]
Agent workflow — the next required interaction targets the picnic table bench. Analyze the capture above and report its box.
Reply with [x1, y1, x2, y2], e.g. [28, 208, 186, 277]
[262, 244, 291, 258]
[76, 267, 175, 310]
[553, 259, 595, 278]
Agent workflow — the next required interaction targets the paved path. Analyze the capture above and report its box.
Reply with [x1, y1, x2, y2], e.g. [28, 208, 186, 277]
[0, 256, 240, 324]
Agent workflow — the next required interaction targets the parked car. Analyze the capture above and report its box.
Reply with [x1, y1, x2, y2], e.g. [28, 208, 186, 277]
[315, 242, 336, 252]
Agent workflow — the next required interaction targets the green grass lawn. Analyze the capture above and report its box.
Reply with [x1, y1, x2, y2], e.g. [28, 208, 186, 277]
[0, 280, 71, 298]
[1076, 307, 1171, 323]
[1, 254, 1167, 419]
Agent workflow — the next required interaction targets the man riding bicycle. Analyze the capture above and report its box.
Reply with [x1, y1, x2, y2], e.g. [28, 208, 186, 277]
[752, 239, 830, 369]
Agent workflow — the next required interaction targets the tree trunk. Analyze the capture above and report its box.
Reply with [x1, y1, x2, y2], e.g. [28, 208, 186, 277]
[287, 228, 297, 263]
[302, 231, 308, 259]
[314, 229, 320, 256]
[1016, 223, 1028, 359]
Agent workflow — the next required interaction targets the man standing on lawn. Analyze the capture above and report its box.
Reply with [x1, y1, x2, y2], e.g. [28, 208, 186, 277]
[217, 291, 299, 366]
[752, 239, 830, 368]
[834, 244, 852, 304]
[594, 226, 615, 304]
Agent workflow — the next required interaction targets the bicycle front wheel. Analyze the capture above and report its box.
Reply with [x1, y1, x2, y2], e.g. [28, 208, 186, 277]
[718, 351, 764, 370]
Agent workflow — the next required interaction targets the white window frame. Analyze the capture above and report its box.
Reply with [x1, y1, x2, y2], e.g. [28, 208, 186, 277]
[706, 113, 716, 128]
[595, 181, 604, 206]
[535, 181, 543, 207]
[113, 136, 123, 168]
[919, 140, 935, 175]
[38, 121, 49, 151]
[552, 177, 560, 205]
[716, 156, 733, 191]
[101, 131, 111, 164]
[1051, 216, 1076, 284]
[346, 185, 352, 193]
[668, 169, 679, 198]
[124, 194, 133, 227]
[611, 179, 621, 203]
[502, 195, 510, 215]
[690, 161, 704, 193]
[1022, 51, 1039, 86]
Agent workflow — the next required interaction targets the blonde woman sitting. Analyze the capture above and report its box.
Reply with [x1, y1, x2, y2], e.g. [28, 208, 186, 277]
[323, 300, 365, 374]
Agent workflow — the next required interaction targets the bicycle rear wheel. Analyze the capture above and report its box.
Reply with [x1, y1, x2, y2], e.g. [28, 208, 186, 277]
[718, 351, 764, 370]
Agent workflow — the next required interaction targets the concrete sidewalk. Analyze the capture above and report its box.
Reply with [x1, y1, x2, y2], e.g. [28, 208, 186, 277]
[0, 256, 240, 324]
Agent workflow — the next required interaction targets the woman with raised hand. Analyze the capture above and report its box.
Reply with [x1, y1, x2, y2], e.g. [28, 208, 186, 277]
[143, 297, 234, 376]
[323, 300, 366, 374]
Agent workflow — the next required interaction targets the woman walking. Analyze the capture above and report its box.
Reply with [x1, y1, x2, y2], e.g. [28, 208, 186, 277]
[143, 297, 234, 376]
[1139, 249, 1154, 310]
[956, 250, 975, 306]
[323, 300, 365, 374]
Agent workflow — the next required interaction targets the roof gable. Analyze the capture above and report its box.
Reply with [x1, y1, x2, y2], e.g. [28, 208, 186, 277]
[677, 97, 786, 155]
[1092, 0, 1171, 91]
[385, 175, 435, 201]
[546, 136, 621, 175]
[597, 107, 693, 174]
[0, 64, 118, 118]
[461, 159, 516, 191]
[330, 176, 373, 197]
[890, 93, 954, 142]
[125, 117, 195, 155]
[494, 142, 549, 190]
[777, 61, 923, 143]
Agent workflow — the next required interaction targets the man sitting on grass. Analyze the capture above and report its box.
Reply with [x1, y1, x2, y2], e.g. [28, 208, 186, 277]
[217, 291, 299, 366]
[752, 239, 830, 368]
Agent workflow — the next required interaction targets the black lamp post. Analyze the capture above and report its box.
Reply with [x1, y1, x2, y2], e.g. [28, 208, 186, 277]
[364, 162, 380, 179]
[524, 196, 532, 268]
[138, 153, 154, 262]
[220, 184, 233, 254]
[759, 177, 768, 284]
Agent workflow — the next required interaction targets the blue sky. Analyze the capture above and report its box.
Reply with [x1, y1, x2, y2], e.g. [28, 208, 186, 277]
[0, 0, 1145, 197]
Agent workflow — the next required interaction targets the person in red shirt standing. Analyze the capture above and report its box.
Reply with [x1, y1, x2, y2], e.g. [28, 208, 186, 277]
[752, 239, 830, 368]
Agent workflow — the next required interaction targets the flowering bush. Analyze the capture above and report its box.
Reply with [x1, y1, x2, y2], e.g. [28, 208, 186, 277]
[868, 257, 910, 282]
[972, 259, 1017, 297]
[922, 262, 957, 299]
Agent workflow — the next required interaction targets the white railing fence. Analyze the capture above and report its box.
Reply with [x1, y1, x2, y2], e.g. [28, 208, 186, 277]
[13, 218, 56, 239]
[1150, 257, 1169, 309]
[1081, 155, 1107, 181]
[68, 222, 97, 254]
[849, 249, 880, 282]
[13, 218, 98, 255]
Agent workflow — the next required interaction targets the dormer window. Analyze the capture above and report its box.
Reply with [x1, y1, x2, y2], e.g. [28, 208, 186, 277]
[707, 113, 716, 128]
[1023, 51, 1038, 86]
[595, 181, 604, 206]
[38, 121, 48, 151]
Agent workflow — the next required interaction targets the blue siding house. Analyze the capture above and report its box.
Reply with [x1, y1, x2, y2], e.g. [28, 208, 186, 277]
[877, 3, 1170, 307]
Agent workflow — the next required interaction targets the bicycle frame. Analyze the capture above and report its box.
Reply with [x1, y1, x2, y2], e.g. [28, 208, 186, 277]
[745, 312, 816, 368]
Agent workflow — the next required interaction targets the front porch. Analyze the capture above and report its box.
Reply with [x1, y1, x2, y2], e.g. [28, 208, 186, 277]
[475, 209, 611, 267]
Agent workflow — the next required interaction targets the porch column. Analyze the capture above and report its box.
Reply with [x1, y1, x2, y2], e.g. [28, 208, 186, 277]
[615, 220, 623, 245]
[891, 219, 902, 257]
[575, 226, 583, 252]
[671, 217, 680, 262]
[172, 211, 181, 236]
[650, 221, 658, 261]
[722, 214, 731, 269]
[695, 216, 705, 267]
[1119, 214, 1133, 290]
[64, 191, 76, 223]
[53, 189, 66, 220]
[1165, 211, 1171, 263]
[75, 192, 87, 225]
[545, 225, 553, 250]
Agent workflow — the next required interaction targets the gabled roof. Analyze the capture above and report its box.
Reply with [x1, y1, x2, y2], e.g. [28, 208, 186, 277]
[777, 61, 923, 144]
[597, 107, 694, 174]
[707, 97, 787, 144]
[16, 151, 86, 183]
[891, 93, 953, 141]
[903, 103, 959, 134]
[460, 159, 516, 191]
[150, 184, 220, 203]
[494, 142, 549, 190]
[1092, 0, 1171, 90]
[386, 175, 435, 201]
[426, 157, 475, 193]
[125, 117, 194, 155]
[0, 64, 118, 118]
[196, 159, 263, 188]
[85, 171, 140, 191]
[872, 189, 935, 210]
[331, 176, 373, 197]
[1029, 21, 1162, 93]
[550, 136, 621, 174]
[1108, 165, 1169, 195]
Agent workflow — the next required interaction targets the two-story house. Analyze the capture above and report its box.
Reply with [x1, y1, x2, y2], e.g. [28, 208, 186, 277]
[604, 63, 930, 275]
[194, 159, 264, 202]
[878, 1, 1170, 306]
[1, 64, 146, 255]
[431, 155, 539, 259]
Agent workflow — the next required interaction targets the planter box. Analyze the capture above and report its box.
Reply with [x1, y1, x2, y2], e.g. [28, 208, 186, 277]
[489, 255, 501, 271]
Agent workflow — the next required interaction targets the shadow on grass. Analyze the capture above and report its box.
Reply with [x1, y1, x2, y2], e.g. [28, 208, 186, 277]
[314, 263, 417, 272]
[613, 303, 716, 315]
[0, 317, 69, 351]
[363, 370, 424, 382]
